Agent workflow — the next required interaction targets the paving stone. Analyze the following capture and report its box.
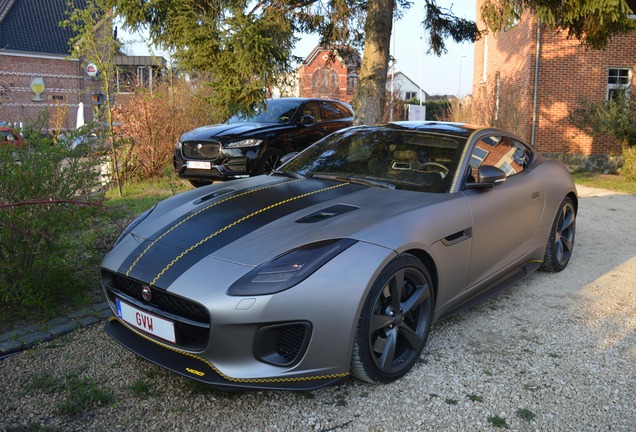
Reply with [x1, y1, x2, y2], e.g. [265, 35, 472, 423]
[92, 301, 110, 312]
[0, 339, 24, 355]
[45, 317, 71, 327]
[19, 332, 53, 346]
[76, 316, 100, 327]
[0, 329, 26, 342]
[67, 308, 94, 319]
[98, 309, 114, 319]
[49, 322, 80, 337]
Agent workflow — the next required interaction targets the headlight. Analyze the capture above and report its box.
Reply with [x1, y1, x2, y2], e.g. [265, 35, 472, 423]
[225, 139, 262, 148]
[112, 205, 156, 249]
[175, 141, 182, 150]
[228, 239, 357, 296]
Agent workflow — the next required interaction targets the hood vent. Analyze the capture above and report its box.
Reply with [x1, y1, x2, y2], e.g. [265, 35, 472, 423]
[193, 188, 235, 205]
[295, 204, 359, 223]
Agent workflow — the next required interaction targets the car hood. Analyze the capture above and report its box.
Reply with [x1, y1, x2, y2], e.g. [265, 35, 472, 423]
[107, 175, 457, 290]
[180, 122, 288, 142]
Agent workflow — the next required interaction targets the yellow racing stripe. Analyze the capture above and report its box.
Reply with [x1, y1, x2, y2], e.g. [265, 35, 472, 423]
[148, 182, 350, 287]
[125, 179, 303, 277]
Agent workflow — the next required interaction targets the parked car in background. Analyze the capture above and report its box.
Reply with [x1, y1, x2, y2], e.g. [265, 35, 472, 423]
[173, 98, 354, 187]
[0, 126, 26, 147]
[102, 122, 577, 390]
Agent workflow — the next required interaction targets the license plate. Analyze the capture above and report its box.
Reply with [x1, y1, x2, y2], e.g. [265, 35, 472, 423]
[187, 161, 211, 169]
[116, 298, 176, 343]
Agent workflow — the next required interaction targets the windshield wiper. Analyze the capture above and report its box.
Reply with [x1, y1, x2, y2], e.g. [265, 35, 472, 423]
[271, 170, 306, 179]
[310, 173, 396, 189]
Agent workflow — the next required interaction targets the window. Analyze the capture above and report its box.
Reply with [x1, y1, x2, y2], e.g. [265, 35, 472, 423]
[347, 72, 358, 94]
[607, 68, 631, 101]
[467, 135, 532, 182]
[503, 1, 521, 31]
[405, 91, 417, 101]
[322, 102, 349, 121]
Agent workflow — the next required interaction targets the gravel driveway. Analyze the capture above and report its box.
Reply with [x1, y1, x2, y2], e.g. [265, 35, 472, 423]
[1, 185, 634, 432]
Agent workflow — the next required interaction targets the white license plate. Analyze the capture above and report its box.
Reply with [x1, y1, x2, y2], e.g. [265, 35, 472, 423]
[116, 298, 176, 343]
[186, 161, 211, 169]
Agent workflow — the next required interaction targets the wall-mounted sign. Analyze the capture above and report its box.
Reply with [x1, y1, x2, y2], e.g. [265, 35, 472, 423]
[86, 63, 98, 77]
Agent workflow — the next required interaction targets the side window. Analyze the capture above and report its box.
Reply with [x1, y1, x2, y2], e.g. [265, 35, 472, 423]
[322, 102, 345, 121]
[300, 101, 323, 122]
[469, 135, 532, 180]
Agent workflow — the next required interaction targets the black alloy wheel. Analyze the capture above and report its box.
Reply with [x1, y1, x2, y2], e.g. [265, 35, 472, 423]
[351, 254, 433, 384]
[541, 196, 576, 272]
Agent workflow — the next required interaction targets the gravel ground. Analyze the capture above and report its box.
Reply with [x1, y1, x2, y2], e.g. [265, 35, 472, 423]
[1, 185, 634, 432]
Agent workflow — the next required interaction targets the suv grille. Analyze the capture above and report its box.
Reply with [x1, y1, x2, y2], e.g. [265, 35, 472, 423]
[182, 141, 220, 159]
[103, 271, 210, 349]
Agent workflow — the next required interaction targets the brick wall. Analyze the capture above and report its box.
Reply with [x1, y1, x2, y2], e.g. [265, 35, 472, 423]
[0, 53, 101, 131]
[472, 1, 636, 156]
[297, 48, 356, 103]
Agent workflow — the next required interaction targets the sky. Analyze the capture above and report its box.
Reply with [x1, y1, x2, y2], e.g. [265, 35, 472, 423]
[119, 0, 476, 98]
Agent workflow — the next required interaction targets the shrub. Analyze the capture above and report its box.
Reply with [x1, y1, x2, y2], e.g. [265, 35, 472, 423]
[0, 117, 105, 318]
[113, 79, 214, 182]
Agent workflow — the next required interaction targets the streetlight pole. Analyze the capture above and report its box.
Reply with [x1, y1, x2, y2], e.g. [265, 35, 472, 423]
[457, 55, 466, 122]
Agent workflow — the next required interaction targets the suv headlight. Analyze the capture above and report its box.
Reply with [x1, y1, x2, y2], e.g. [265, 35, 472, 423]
[225, 139, 263, 148]
[175, 141, 183, 150]
[228, 239, 357, 295]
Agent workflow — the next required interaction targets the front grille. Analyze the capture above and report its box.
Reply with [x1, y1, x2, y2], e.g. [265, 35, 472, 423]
[276, 324, 307, 362]
[103, 271, 210, 349]
[223, 157, 248, 172]
[254, 322, 311, 366]
[182, 141, 220, 159]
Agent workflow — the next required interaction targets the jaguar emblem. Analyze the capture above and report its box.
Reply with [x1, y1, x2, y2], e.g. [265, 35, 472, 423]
[141, 285, 152, 302]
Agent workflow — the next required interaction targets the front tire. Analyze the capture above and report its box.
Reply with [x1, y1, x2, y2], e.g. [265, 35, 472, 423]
[541, 196, 576, 272]
[351, 254, 434, 384]
[259, 149, 284, 174]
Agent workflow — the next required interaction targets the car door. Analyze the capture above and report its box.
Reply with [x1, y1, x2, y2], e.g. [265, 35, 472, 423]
[461, 133, 545, 288]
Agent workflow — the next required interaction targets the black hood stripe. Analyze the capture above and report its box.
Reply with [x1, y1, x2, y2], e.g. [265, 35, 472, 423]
[119, 180, 365, 289]
[123, 179, 303, 278]
[147, 181, 350, 288]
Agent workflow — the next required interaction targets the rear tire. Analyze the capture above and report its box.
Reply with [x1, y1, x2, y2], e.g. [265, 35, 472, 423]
[541, 196, 576, 272]
[351, 254, 433, 384]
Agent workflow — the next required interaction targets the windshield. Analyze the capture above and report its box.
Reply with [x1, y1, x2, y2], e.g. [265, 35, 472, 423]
[227, 100, 302, 124]
[280, 126, 465, 193]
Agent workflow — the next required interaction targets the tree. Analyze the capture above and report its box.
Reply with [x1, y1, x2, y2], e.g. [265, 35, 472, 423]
[111, 0, 634, 125]
[63, 0, 124, 196]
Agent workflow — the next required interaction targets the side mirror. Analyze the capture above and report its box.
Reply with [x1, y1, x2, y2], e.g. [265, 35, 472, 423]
[466, 165, 507, 189]
[279, 152, 298, 165]
[299, 115, 315, 126]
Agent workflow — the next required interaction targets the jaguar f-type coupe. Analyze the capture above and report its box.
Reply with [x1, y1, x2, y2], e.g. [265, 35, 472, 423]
[102, 122, 577, 390]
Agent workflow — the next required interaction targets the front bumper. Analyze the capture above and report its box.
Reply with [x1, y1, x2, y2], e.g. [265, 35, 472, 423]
[105, 317, 348, 391]
[173, 147, 260, 181]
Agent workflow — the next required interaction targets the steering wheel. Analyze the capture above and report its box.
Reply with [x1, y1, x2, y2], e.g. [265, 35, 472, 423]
[421, 162, 449, 175]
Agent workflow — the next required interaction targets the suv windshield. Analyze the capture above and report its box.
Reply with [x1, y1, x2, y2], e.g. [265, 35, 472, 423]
[280, 126, 465, 193]
[227, 100, 302, 124]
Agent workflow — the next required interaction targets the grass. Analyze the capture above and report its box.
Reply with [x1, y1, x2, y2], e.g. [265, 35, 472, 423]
[487, 415, 510, 429]
[516, 408, 536, 422]
[27, 371, 114, 416]
[573, 172, 636, 194]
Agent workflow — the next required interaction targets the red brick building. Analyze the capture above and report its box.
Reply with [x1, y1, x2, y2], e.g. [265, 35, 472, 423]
[472, 0, 636, 171]
[296, 46, 361, 104]
[0, 0, 103, 131]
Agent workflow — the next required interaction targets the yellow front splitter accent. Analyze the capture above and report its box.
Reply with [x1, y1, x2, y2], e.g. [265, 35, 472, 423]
[105, 317, 349, 391]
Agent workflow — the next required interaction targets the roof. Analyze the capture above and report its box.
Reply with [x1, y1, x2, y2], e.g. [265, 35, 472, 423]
[0, 0, 87, 55]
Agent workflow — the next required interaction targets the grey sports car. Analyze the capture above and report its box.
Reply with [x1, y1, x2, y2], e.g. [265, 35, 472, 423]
[101, 122, 577, 390]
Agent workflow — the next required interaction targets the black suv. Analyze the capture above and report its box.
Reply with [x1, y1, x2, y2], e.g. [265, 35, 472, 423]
[173, 98, 354, 186]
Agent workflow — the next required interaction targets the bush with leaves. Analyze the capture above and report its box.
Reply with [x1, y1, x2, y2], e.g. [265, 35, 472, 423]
[569, 91, 636, 179]
[113, 79, 214, 182]
[0, 117, 106, 319]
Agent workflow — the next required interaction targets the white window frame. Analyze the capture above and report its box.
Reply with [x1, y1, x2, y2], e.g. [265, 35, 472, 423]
[606, 67, 632, 101]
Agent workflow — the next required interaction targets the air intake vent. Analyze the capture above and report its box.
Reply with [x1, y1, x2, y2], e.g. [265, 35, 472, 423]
[295, 204, 359, 223]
